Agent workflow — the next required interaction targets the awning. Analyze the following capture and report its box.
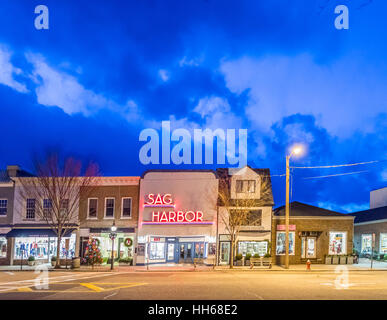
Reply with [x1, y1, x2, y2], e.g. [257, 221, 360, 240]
[6, 228, 75, 238]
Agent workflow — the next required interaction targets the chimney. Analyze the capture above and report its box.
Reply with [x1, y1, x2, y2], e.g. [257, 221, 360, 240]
[6, 165, 20, 177]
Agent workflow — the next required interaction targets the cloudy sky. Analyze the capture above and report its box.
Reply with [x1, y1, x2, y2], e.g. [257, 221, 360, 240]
[1, 0, 386, 211]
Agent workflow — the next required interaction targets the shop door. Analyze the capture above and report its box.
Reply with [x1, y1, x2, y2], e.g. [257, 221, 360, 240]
[220, 242, 230, 265]
[167, 243, 176, 262]
[179, 243, 193, 263]
[301, 237, 316, 259]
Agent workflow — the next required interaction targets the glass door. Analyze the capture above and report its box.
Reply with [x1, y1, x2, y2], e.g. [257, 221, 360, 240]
[301, 237, 316, 259]
[167, 243, 175, 262]
[220, 242, 230, 265]
[179, 243, 194, 263]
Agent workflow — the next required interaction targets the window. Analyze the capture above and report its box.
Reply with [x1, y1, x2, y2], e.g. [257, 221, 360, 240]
[60, 199, 69, 216]
[149, 242, 165, 260]
[329, 232, 347, 255]
[26, 199, 36, 219]
[0, 237, 7, 258]
[380, 234, 387, 254]
[43, 199, 52, 219]
[276, 231, 295, 255]
[238, 241, 268, 257]
[88, 198, 98, 219]
[245, 210, 262, 226]
[0, 199, 7, 216]
[105, 198, 115, 218]
[361, 234, 372, 254]
[236, 180, 256, 193]
[121, 198, 132, 218]
[230, 209, 262, 226]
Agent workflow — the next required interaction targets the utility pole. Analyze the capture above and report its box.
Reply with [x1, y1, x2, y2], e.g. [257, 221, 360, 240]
[285, 155, 290, 269]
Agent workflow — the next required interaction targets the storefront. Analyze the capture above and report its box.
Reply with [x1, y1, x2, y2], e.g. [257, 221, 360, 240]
[137, 170, 218, 265]
[6, 228, 76, 264]
[80, 228, 135, 263]
[273, 202, 354, 264]
[351, 205, 387, 256]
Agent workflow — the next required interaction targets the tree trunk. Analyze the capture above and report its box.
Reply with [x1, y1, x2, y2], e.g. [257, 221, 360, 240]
[55, 235, 61, 269]
[229, 235, 234, 269]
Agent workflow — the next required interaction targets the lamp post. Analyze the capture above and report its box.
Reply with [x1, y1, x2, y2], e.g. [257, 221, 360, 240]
[109, 221, 117, 271]
[285, 146, 303, 269]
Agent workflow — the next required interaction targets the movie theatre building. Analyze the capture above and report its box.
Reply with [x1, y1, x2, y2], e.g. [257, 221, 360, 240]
[137, 170, 218, 265]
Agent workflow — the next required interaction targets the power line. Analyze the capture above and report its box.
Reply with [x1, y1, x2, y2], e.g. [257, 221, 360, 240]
[291, 160, 379, 169]
[302, 170, 369, 180]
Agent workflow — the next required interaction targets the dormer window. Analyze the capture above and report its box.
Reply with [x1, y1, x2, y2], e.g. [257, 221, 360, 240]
[236, 180, 256, 193]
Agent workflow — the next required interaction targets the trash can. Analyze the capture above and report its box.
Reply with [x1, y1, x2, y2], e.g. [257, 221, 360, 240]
[72, 257, 80, 269]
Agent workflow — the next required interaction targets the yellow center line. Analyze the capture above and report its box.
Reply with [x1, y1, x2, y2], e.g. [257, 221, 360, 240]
[80, 283, 104, 292]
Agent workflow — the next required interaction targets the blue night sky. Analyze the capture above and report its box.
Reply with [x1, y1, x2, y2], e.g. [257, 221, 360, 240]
[1, 0, 386, 211]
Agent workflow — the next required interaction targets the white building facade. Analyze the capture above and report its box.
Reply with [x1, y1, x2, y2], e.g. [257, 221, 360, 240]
[137, 170, 219, 265]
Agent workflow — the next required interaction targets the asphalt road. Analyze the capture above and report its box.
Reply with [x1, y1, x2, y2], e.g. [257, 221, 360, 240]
[0, 270, 387, 300]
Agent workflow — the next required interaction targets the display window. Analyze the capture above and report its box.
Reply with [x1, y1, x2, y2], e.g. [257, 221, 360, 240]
[329, 232, 347, 255]
[0, 237, 7, 258]
[92, 233, 134, 260]
[238, 241, 268, 257]
[380, 233, 387, 254]
[276, 232, 295, 255]
[149, 242, 165, 260]
[361, 234, 372, 254]
[14, 234, 76, 259]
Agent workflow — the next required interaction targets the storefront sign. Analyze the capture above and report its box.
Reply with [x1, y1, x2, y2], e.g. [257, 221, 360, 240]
[144, 194, 175, 208]
[143, 193, 213, 225]
[277, 224, 296, 231]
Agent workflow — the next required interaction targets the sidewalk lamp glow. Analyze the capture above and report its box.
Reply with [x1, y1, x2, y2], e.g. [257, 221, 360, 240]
[285, 144, 305, 269]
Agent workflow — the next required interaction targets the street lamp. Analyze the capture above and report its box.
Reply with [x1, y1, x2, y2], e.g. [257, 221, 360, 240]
[285, 145, 303, 269]
[109, 221, 117, 270]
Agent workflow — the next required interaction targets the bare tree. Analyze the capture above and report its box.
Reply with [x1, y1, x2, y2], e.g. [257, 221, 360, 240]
[15, 154, 99, 268]
[217, 170, 273, 269]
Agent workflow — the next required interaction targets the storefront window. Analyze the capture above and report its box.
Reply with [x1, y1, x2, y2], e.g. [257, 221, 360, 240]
[380, 234, 387, 254]
[238, 241, 268, 257]
[208, 243, 216, 255]
[276, 232, 295, 255]
[361, 234, 372, 254]
[194, 243, 205, 258]
[92, 233, 134, 260]
[14, 235, 76, 259]
[0, 237, 7, 258]
[149, 242, 165, 260]
[329, 232, 347, 255]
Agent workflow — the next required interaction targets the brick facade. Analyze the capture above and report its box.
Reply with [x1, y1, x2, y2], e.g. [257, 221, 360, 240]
[272, 213, 354, 264]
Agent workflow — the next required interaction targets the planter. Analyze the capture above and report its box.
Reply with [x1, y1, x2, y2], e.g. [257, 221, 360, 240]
[347, 256, 354, 264]
[325, 256, 332, 264]
[332, 256, 339, 265]
[27, 261, 35, 267]
[234, 260, 243, 266]
[245, 260, 250, 266]
[51, 260, 56, 267]
[339, 256, 347, 264]
[72, 257, 80, 269]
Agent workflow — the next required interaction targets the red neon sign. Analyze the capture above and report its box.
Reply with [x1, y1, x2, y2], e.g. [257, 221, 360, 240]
[151, 210, 204, 223]
[142, 193, 213, 225]
[144, 193, 174, 207]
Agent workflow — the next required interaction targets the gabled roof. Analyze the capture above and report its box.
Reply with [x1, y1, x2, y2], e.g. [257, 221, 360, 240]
[274, 201, 353, 218]
[0, 168, 34, 183]
[349, 205, 387, 224]
[216, 166, 274, 207]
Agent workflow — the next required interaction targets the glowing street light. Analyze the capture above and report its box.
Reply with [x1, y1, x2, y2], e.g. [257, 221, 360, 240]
[285, 145, 304, 269]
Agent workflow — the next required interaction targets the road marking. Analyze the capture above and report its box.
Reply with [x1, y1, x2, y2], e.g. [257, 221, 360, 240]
[80, 283, 104, 292]
[0, 272, 133, 293]
[104, 291, 118, 300]
[18, 287, 33, 292]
